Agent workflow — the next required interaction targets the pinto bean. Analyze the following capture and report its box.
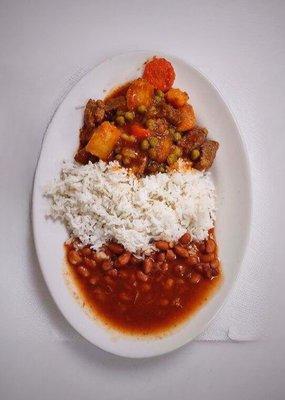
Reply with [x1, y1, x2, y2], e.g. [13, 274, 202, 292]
[173, 245, 189, 258]
[104, 275, 115, 287]
[119, 292, 132, 303]
[84, 257, 97, 268]
[81, 247, 92, 256]
[130, 255, 141, 265]
[94, 251, 109, 261]
[141, 283, 151, 293]
[143, 258, 154, 274]
[77, 266, 90, 278]
[155, 241, 170, 250]
[164, 278, 174, 290]
[211, 267, 219, 277]
[89, 276, 99, 285]
[189, 272, 201, 284]
[68, 250, 82, 265]
[137, 271, 148, 282]
[166, 249, 176, 261]
[156, 252, 166, 262]
[201, 264, 213, 279]
[118, 252, 131, 266]
[107, 268, 118, 278]
[199, 243, 206, 253]
[186, 255, 199, 266]
[210, 259, 220, 270]
[107, 243, 124, 255]
[101, 260, 113, 271]
[179, 232, 192, 245]
[200, 253, 215, 263]
[174, 264, 186, 276]
[205, 239, 216, 254]
[160, 262, 169, 272]
[119, 270, 128, 279]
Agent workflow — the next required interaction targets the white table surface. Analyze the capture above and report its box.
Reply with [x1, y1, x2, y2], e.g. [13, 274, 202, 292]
[1, 0, 285, 399]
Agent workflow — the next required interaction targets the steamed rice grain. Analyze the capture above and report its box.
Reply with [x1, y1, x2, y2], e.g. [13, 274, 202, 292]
[44, 160, 216, 254]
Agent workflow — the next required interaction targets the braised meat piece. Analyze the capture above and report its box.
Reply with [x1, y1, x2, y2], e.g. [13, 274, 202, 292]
[79, 127, 93, 146]
[84, 99, 105, 129]
[158, 102, 181, 126]
[194, 140, 219, 171]
[155, 118, 169, 135]
[130, 155, 148, 176]
[74, 147, 90, 164]
[180, 126, 208, 154]
[105, 96, 126, 112]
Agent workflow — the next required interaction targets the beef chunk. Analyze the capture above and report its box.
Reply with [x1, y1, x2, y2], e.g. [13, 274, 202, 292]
[104, 96, 126, 112]
[155, 118, 169, 135]
[74, 148, 90, 164]
[158, 102, 181, 126]
[79, 127, 93, 146]
[180, 126, 208, 154]
[194, 140, 219, 171]
[131, 156, 148, 176]
[84, 99, 105, 129]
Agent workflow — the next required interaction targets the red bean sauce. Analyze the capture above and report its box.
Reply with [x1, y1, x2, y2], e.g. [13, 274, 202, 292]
[66, 231, 221, 335]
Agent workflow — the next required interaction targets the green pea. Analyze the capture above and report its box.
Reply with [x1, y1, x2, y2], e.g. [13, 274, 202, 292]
[140, 139, 150, 150]
[146, 119, 156, 130]
[122, 148, 136, 158]
[121, 133, 136, 142]
[128, 135, 136, 143]
[148, 148, 157, 160]
[137, 105, 147, 114]
[156, 90, 164, 98]
[167, 154, 177, 165]
[173, 131, 182, 142]
[190, 149, 200, 161]
[149, 136, 159, 148]
[116, 110, 124, 116]
[173, 146, 182, 157]
[116, 116, 125, 126]
[154, 95, 162, 102]
[124, 111, 135, 121]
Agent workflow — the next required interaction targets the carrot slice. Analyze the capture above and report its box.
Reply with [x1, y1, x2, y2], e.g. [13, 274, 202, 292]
[129, 123, 151, 139]
[143, 57, 175, 92]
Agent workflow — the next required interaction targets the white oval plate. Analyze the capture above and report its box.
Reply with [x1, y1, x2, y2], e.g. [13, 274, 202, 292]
[33, 51, 251, 358]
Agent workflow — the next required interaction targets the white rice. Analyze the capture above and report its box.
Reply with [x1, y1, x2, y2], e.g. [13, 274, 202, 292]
[44, 160, 216, 254]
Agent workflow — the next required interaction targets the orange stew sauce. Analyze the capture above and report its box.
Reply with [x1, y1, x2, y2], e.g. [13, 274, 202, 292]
[67, 57, 221, 334]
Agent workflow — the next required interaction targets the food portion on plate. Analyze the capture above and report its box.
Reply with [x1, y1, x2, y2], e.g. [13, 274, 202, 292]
[45, 57, 221, 335]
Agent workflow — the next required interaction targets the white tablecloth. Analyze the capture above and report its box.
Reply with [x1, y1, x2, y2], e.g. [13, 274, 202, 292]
[0, 1, 284, 399]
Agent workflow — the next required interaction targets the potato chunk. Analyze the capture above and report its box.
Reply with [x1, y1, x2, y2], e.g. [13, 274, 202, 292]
[85, 121, 121, 161]
[126, 78, 154, 110]
[154, 136, 172, 163]
[165, 88, 189, 108]
[177, 104, 196, 132]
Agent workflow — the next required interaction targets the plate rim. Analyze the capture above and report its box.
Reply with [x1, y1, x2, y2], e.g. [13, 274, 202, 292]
[32, 50, 252, 358]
